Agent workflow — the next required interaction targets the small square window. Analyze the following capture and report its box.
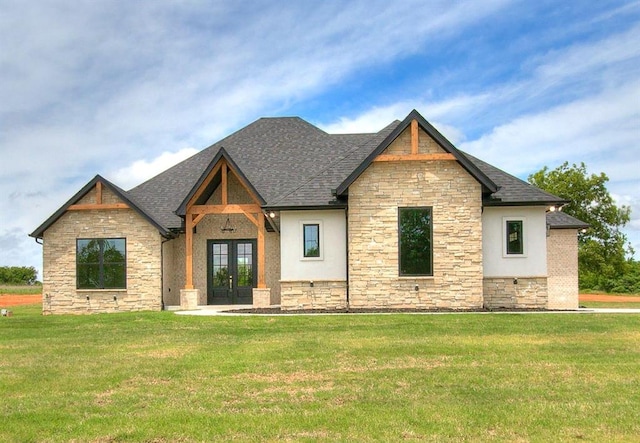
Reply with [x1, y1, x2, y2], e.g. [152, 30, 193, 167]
[303, 224, 320, 258]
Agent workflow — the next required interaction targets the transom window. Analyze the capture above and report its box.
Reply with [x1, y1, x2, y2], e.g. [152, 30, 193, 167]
[76, 238, 126, 289]
[506, 220, 524, 255]
[399, 207, 433, 276]
[303, 223, 320, 258]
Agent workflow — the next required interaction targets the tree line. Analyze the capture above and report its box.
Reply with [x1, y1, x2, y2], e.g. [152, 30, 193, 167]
[529, 162, 638, 294]
[0, 266, 39, 285]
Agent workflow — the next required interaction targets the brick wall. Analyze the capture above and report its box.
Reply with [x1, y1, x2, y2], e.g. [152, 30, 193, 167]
[347, 127, 484, 309]
[42, 186, 163, 314]
[547, 229, 579, 309]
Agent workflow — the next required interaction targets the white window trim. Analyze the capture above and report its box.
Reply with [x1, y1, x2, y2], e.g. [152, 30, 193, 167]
[300, 220, 324, 261]
[502, 216, 527, 258]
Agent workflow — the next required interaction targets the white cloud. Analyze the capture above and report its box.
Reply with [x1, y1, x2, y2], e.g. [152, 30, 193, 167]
[110, 148, 199, 190]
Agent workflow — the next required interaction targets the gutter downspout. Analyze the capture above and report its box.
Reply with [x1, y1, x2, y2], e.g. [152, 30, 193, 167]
[160, 235, 173, 311]
[345, 208, 349, 310]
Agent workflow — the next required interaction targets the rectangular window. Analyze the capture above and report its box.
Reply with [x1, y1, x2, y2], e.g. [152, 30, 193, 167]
[77, 238, 126, 289]
[399, 207, 433, 276]
[303, 223, 320, 258]
[506, 220, 524, 255]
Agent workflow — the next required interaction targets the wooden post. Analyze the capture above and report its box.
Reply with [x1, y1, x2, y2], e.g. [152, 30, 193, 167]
[411, 119, 419, 155]
[257, 212, 266, 288]
[185, 212, 194, 289]
[96, 181, 103, 205]
[221, 162, 228, 205]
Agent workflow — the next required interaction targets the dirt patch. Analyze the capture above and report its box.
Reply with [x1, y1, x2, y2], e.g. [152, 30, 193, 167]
[579, 293, 640, 303]
[0, 294, 41, 307]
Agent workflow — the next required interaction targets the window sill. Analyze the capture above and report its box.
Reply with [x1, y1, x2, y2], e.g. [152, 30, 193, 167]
[398, 276, 434, 280]
[76, 288, 128, 292]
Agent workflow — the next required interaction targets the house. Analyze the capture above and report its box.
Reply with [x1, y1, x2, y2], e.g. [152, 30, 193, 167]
[30, 110, 588, 314]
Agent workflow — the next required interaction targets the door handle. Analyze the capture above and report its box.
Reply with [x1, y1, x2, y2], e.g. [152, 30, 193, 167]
[229, 275, 233, 289]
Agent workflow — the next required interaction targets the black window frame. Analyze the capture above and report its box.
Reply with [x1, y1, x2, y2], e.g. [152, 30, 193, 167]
[398, 207, 433, 276]
[303, 223, 321, 258]
[506, 220, 524, 255]
[76, 238, 127, 289]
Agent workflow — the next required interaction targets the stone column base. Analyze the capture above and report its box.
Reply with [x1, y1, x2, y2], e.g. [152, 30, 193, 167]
[180, 289, 199, 310]
[253, 288, 272, 308]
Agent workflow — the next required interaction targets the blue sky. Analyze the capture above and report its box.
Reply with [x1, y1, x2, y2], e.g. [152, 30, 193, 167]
[1, 0, 639, 277]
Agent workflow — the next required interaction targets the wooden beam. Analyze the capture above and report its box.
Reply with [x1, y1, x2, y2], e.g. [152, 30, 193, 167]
[96, 181, 103, 205]
[192, 213, 206, 227]
[187, 162, 222, 209]
[190, 204, 262, 215]
[221, 162, 228, 205]
[257, 211, 266, 288]
[185, 211, 194, 289]
[68, 203, 129, 211]
[241, 210, 259, 227]
[411, 119, 419, 155]
[373, 153, 456, 162]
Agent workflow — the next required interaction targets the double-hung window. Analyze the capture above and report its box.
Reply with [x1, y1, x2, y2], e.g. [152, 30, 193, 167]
[399, 207, 433, 276]
[77, 238, 126, 289]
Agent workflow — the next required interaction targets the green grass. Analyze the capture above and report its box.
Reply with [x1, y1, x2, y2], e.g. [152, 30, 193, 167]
[0, 284, 42, 295]
[580, 301, 640, 309]
[1, 307, 639, 442]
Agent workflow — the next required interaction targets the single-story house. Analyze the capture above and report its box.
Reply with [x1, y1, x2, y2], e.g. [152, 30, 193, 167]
[30, 110, 588, 314]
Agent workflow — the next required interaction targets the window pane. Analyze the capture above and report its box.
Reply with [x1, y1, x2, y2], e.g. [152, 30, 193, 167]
[77, 264, 100, 289]
[399, 208, 433, 276]
[103, 263, 126, 289]
[506, 221, 524, 254]
[237, 242, 253, 287]
[303, 224, 320, 257]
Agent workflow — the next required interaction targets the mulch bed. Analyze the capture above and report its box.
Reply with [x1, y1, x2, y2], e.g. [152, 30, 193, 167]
[227, 307, 553, 314]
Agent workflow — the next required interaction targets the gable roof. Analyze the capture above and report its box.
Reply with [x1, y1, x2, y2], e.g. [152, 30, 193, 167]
[30, 175, 171, 239]
[34, 110, 574, 236]
[175, 147, 265, 216]
[336, 110, 499, 196]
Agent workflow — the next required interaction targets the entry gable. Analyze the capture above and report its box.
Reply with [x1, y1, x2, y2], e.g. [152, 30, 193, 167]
[30, 174, 171, 239]
[336, 110, 498, 195]
[176, 147, 265, 217]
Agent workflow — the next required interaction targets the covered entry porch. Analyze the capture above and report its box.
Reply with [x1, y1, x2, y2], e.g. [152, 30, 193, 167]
[162, 149, 280, 309]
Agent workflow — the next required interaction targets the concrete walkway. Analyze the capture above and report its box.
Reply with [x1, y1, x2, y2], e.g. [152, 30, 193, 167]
[174, 305, 640, 316]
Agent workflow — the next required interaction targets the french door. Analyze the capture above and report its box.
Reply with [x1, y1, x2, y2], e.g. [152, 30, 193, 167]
[207, 240, 256, 305]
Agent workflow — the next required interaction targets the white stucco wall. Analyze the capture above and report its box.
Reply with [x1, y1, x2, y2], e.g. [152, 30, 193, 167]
[482, 206, 548, 277]
[280, 209, 347, 281]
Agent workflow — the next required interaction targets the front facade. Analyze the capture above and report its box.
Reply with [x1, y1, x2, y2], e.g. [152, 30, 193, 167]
[31, 110, 588, 314]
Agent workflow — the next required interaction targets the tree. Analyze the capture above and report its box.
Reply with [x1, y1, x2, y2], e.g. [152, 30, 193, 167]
[0, 266, 38, 285]
[528, 162, 632, 290]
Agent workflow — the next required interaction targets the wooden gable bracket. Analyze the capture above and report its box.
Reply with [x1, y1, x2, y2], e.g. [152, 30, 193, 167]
[373, 119, 456, 163]
[184, 158, 267, 290]
[67, 181, 130, 211]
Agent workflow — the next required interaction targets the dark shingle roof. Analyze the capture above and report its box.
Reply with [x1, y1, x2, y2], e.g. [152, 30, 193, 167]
[546, 211, 589, 229]
[124, 111, 570, 232]
[460, 152, 567, 207]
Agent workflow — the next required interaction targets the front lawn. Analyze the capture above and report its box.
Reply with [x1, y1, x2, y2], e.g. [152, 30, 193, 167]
[1, 306, 639, 442]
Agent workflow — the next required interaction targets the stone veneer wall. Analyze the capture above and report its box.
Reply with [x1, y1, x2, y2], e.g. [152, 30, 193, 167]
[280, 280, 347, 310]
[347, 127, 484, 309]
[547, 229, 580, 309]
[42, 186, 163, 314]
[482, 277, 548, 309]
